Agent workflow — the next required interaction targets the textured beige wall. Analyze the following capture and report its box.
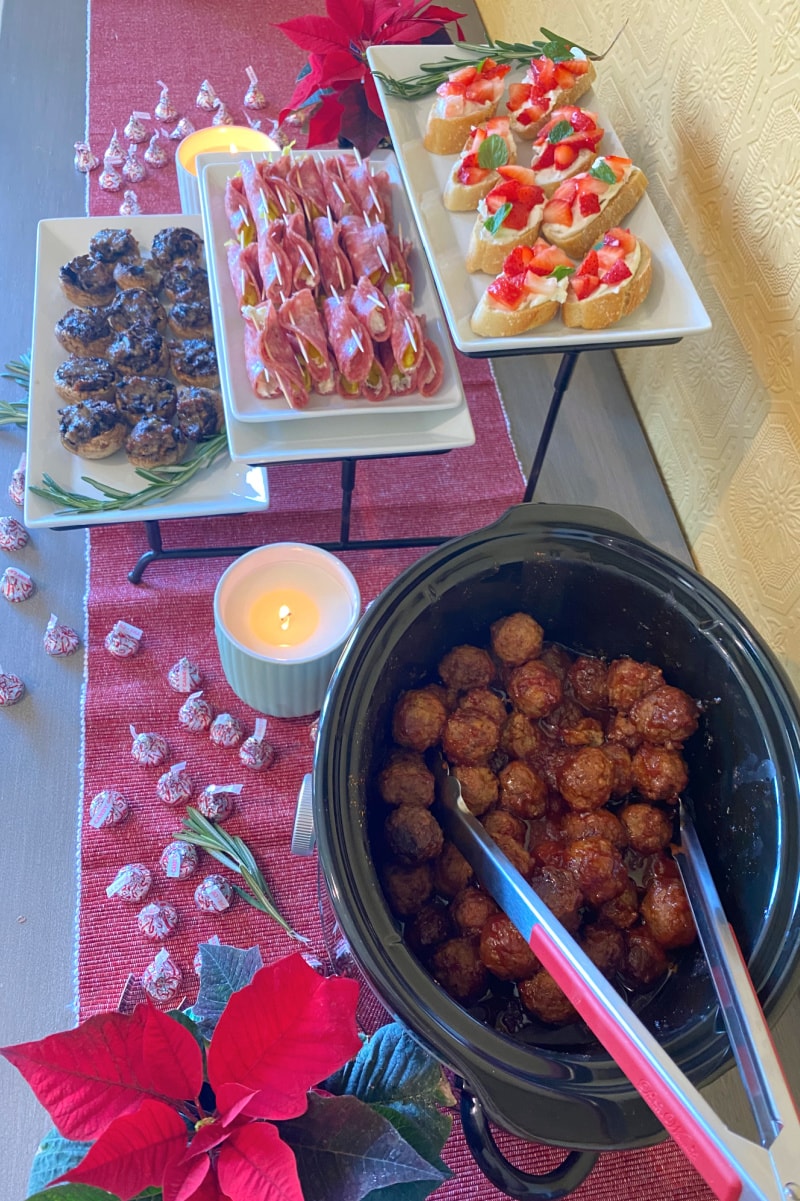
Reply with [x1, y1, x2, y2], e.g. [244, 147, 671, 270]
[477, 0, 800, 692]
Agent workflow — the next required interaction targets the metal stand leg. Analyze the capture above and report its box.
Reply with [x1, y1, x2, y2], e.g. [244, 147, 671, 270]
[523, 349, 581, 503]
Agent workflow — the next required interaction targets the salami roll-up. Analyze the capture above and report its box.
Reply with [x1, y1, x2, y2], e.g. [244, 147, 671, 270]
[389, 285, 424, 375]
[322, 294, 373, 385]
[339, 159, 391, 225]
[416, 322, 445, 397]
[244, 300, 310, 410]
[377, 338, 417, 395]
[360, 353, 391, 402]
[279, 288, 335, 393]
[384, 233, 413, 293]
[257, 223, 295, 307]
[243, 315, 278, 398]
[340, 215, 391, 285]
[283, 217, 321, 293]
[312, 216, 353, 294]
[240, 160, 281, 239]
[257, 159, 302, 216]
[346, 277, 391, 342]
[322, 157, 359, 219]
[225, 175, 256, 245]
[289, 154, 327, 221]
[227, 240, 262, 308]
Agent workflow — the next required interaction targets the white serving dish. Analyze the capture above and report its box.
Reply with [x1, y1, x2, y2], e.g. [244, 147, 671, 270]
[367, 44, 711, 355]
[25, 214, 269, 529]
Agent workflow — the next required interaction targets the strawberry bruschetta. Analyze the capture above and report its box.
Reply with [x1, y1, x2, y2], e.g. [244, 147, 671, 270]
[443, 118, 517, 211]
[506, 54, 595, 140]
[540, 154, 648, 259]
[470, 239, 575, 337]
[562, 227, 652, 329]
[424, 58, 511, 155]
[529, 106, 604, 195]
[466, 166, 546, 274]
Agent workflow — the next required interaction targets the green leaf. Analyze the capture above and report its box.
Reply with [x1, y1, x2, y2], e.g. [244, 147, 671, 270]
[548, 119, 574, 143]
[550, 264, 575, 280]
[369, 1102, 452, 1187]
[590, 157, 617, 184]
[483, 201, 512, 236]
[25, 1186, 119, 1201]
[476, 133, 509, 170]
[27, 1129, 93, 1195]
[185, 942, 263, 1038]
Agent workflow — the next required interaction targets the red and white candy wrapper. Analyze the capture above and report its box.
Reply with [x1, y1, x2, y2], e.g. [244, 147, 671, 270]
[98, 160, 122, 192]
[43, 614, 80, 657]
[106, 863, 152, 902]
[197, 783, 242, 822]
[309, 717, 319, 744]
[144, 131, 169, 168]
[239, 717, 276, 770]
[0, 516, 29, 551]
[209, 712, 244, 748]
[74, 141, 100, 173]
[169, 116, 195, 140]
[194, 933, 221, 974]
[168, 656, 202, 692]
[156, 761, 194, 806]
[179, 690, 214, 732]
[8, 454, 25, 507]
[138, 899, 179, 940]
[160, 839, 199, 880]
[142, 948, 181, 1001]
[104, 620, 142, 658]
[243, 65, 266, 110]
[122, 143, 146, 183]
[124, 111, 150, 143]
[119, 190, 141, 216]
[194, 873, 233, 914]
[154, 80, 177, 123]
[104, 129, 125, 165]
[130, 725, 170, 767]
[89, 788, 129, 828]
[212, 100, 235, 126]
[2, 566, 34, 602]
[196, 80, 217, 111]
[0, 668, 25, 707]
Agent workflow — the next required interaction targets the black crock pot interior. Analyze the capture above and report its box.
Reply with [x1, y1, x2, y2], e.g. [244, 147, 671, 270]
[315, 505, 800, 1150]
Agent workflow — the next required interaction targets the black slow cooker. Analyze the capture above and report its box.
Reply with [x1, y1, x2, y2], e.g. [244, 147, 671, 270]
[313, 504, 800, 1196]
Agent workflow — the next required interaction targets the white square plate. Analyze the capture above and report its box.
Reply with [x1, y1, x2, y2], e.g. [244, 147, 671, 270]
[367, 44, 711, 355]
[25, 214, 269, 529]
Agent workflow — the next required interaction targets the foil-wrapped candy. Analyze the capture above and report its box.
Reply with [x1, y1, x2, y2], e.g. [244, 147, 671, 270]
[119, 189, 141, 216]
[104, 128, 126, 165]
[239, 717, 276, 770]
[212, 99, 235, 127]
[142, 948, 181, 1001]
[169, 116, 195, 140]
[122, 143, 146, 183]
[106, 863, 152, 902]
[124, 111, 150, 143]
[154, 80, 177, 123]
[243, 65, 266, 110]
[0, 516, 29, 551]
[0, 667, 25, 707]
[74, 141, 100, 173]
[8, 454, 25, 507]
[43, 614, 80, 657]
[2, 566, 34, 603]
[98, 159, 122, 192]
[143, 130, 169, 168]
[196, 79, 217, 111]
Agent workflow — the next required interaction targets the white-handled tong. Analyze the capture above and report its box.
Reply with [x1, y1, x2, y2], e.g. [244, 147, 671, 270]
[430, 754, 800, 1201]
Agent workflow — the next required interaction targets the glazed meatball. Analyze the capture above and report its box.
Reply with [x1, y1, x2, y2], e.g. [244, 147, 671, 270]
[556, 747, 614, 811]
[404, 901, 453, 958]
[508, 660, 563, 719]
[607, 658, 665, 712]
[391, 689, 448, 752]
[431, 937, 489, 1004]
[561, 808, 627, 849]
[645, 851, 682, 884]
[482, 809, 527, 845]
[530, 867, 583, 934]
[550, 709, 605, 748]
[378, 750, 435, 808]
[619, 803, 673, 855]
[450, 886, 500, 938]
[493, 834, 532, 879]
[538, 644, 573, 682]
[518, 971, 578, 1025]
[629, 685, 699, 745]
[641, 877, 696, 949]
[568, 656, 609, 711]
[384, 805, 444, 865]
[458, 687, 507, 726]
[581, 922, 625, 977]
[605, 713, 643, 751]
[489, 612, 544, 666]
[498, 760, 547, 819]
[480, 914, 540, 981]
[564, 837, 628, 906]
[442, 709, 499, 766]
[631, 744, 689, 801]
[433, 841, 473, 898]
[599, 878, 640, 929]
[529, 838, 567, 870]
[438, 644, 495, 692]
[623, 926, 670, 987]
[500, 711, 543, 762]
[382, 862, 434, 917]
[534, 740, 573, 791]
[453, 765, 498, 816]
[602, 743, 633, 797]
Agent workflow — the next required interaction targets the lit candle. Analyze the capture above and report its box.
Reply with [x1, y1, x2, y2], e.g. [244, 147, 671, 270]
[175, 125, 279, 214]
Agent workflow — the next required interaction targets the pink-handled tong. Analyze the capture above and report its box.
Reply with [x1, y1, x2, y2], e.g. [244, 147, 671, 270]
[430, 755, 800, 1201]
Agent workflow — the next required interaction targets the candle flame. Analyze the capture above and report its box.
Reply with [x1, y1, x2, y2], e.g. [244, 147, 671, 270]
[278, 604, 292, 631]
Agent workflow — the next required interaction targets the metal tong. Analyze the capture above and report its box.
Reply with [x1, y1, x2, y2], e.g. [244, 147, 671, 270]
[430, 754, 800, 1201]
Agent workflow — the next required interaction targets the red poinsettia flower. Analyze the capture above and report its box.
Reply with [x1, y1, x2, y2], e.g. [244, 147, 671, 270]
[277, 0, 466, 150]
[1, 954, 361, 1201]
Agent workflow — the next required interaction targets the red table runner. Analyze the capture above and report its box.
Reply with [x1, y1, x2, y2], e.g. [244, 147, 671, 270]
[81, 1, 716, 1196]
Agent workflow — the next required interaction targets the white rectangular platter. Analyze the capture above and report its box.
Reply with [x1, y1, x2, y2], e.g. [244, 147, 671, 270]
[25, 214, 269, 529]
[367, 44, 711, 356]
[199, 149, 465, 422]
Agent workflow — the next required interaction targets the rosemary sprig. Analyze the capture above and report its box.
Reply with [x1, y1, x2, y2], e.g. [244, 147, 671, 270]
[29, 431, 229, 515]
[175, 807, 307, 943]
[0, 353, 30, 427]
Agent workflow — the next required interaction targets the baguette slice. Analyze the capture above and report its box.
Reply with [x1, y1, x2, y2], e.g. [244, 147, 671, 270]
[562, 233, 652, 329]
[425, 99, 499, 156]
[470, 239, 574, 337]
[541, 162, 648, 260]
[508, 58, 596, 140]
[466, 166, 545, 274]
[423, 59, 511, 155]
[443, 119, 517, 212]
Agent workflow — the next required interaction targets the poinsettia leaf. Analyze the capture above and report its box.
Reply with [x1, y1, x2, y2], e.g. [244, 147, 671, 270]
[1, 1005, 203, 1141]
[162, 1147, 210, 1201]
[326, 0, 365, 38]
[306, 93, 347, 148]
[370, 1102, 451, 1184]
[417, 3, 466, 23]
[314, 47, 366, 90]
[281, 1093, 447, 1201]
[24, 1187, 120, 1201]
[339, 84, 390, 155]
[28, 1127, 93, 1194]
[216, 1121, 303, 1201]
[181, 1115, 238, 1162]
[208, 954, 361, 1122]
[364, 71, 387, 122]
[187, 943, 263, 1039]
[275, 14, 352, 54]
[379, 19, 455, 43]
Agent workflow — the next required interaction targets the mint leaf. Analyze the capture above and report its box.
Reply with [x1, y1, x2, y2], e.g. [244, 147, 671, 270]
[550, 264, 575, 280]
[186, 942, 263, 1038]
[483, 201, 512, 235]
[590, 158, 617, 184]
[476, 133, 509, 169]
[548, 119, 574, 143]
[27, 1129, 93, 1196]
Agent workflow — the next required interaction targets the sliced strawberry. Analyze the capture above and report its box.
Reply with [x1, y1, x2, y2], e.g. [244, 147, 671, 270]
[578, 190, 601, 216]
[577, 249, 599, 277]
[551, 176, 579, 203]
[543, 196, 573, 226]
[466, 127, 486, 152]
[488, 273, 525, 309]
[467, 77, 496, 103]
[498, 164, 538, 186]
[565, 58, 590, 77]
[503, 203, 531, 230]
[507, 83, 531, 112]
[562, 130, 602, 149]
[570, 274, 600, 300]
[554, 63, 578, 89]
[449, 65, 478, 88]
[514, 108, 534, 127]
[604, 226, 637, 254]
[530, 57, 557, 91]
[458, 161, 487, 186]
[602, 258, 632, 285]
[570, 107, 598, 131]
[603, 154, 632, 180]
[517, 183, 544, 208]
[531, 240, 575, 274]
[485, 116, 511, 136]
[503, 245, 536, 275]
[554, 143, 578, 169]
[532, 142, 556, 169]
[481, 59, 511, 81]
